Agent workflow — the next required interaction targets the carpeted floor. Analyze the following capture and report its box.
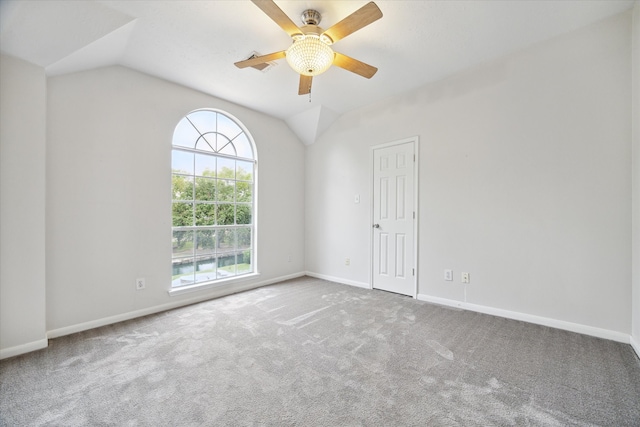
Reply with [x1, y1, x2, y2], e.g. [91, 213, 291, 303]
[1, 276, 639, 426]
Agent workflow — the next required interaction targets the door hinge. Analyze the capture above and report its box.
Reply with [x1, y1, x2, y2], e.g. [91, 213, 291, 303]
[412, 268, 415, 276]
[413, 211, 415, 219]
[413, 154, 416, 162]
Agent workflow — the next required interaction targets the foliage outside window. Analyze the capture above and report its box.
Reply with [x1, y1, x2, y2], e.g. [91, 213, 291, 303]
[171, 109, 255, 288]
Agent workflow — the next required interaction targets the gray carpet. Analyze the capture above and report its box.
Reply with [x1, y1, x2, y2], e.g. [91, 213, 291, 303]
[1, 276, 639, 426]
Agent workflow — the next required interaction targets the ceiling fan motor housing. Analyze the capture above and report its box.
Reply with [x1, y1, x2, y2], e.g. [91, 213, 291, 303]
[301, 9, 321, 26]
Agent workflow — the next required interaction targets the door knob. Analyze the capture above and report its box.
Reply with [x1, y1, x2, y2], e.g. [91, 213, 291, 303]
[372, 224, 380, 228]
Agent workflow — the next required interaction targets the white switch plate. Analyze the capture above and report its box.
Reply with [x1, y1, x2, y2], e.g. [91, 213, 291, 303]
[136, 278, 146, 290]
[354, 194, 360, 204]
[461, 272, 470, 284]
[444, 269, 453, 281]
[345, 258, 350, 266]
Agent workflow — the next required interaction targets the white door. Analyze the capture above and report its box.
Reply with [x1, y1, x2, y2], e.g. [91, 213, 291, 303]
[372, 139, 416, 297]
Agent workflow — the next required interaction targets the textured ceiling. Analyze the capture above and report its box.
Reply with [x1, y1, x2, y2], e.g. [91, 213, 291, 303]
[0, 0, 635, 144]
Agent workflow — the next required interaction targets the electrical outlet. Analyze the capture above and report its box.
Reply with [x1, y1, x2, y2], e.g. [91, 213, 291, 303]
[345, 258, 350, 266]
[461, 272, 470, 284]
[444, 269, 453, 281]
[287, 254, 292, 263]
[136, 278, 146, 290]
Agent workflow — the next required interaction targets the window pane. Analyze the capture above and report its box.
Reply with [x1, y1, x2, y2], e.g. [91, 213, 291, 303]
[218, 228, 236, 251]
[216, 254, 237, 279]
[172, 230, 194, 258]
[195, 153, 216, 177]
[217, 113, 242, 140]
[236, 181, 252, 203]
[233, 133, 253, 159]
[238, 250, 252, 274]
[216, 204, 235, 225]
[195, 177, 216, 201]
[217, 157, 235, 179]
[194, 255, 217, 284]
[236, 204, 252, 225]
[173, 119, 201, 149]
[195, 203, 215, 226]
[172, 259, 195, 287]
[187, 110, 216, 135]
[172, 202, 193, 227]
[238, 227, 251, 250]
[172, 150, 193, 174]
[195, 230, 216, 256]
[236, 161, 253, 182]
[218, 139, 237, 156]
[172, 175, 193, 201]
[217, 180, 235, 202]
[195, 134, 215, 152]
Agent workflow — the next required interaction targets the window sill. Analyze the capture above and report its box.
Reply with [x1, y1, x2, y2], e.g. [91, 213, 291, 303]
[168, 272, 261, 297]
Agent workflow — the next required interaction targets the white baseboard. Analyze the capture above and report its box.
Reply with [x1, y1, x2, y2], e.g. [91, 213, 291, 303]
[9, 274, 635, 360]
[419, 294, 466, 309]
[47, 271, 306, 340]
[305, 271, 371, 290]
[0, 338, 48, 360]
[631, 336, 640, 359]
[417, 293, 630, 344]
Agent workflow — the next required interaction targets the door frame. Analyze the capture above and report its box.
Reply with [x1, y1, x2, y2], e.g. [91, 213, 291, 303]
[369, 136, 420, 298]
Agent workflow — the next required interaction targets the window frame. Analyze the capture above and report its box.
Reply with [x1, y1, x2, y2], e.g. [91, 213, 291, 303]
[169, 109, 258, 295]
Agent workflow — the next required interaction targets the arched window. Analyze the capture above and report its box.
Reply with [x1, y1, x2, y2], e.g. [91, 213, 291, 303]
[171, 109, 256, 289]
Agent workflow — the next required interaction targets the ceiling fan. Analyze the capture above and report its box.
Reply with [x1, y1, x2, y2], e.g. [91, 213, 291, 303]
[234, 0, 383, 95]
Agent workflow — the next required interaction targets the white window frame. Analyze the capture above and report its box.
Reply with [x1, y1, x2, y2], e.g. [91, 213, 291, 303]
[169, 109, 258, 295]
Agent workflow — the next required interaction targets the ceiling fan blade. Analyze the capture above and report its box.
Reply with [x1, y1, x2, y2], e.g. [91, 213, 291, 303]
[322, 2, 382, 44]
[333, 52, 377, 79]
[298, 75, 313, 95]
[234, 51, 286, 69]
[251, 0, 302, 38]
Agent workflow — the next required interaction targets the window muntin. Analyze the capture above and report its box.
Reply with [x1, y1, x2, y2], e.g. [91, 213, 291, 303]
[171, 110, 255, 288]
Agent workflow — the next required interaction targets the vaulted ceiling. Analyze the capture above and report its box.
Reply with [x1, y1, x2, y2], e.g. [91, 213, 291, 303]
[0, 0, 635, 144]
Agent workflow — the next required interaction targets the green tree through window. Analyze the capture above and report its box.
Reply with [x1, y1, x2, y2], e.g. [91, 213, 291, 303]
[171, 110, 256, 288]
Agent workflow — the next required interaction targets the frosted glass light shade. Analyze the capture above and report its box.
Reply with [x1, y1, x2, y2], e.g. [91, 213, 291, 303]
[285, 35, 334, 76]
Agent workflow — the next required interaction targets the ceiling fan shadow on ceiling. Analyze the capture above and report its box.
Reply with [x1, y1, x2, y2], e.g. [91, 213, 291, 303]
[234, 0, 383, 96]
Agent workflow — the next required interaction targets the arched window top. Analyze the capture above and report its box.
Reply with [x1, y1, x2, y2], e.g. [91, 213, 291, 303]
[173, 109, 255, 161]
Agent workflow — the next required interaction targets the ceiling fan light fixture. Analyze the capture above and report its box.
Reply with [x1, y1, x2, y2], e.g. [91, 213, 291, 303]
[235, 0, 383, 94]
[285, 35, 334, 76]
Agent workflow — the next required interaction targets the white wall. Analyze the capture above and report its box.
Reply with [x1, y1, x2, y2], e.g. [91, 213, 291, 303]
[632, 2, 640, 354]
[0, 55, 48, 357]
[306, 12, 632, 337]
[46, 66, 305, 334]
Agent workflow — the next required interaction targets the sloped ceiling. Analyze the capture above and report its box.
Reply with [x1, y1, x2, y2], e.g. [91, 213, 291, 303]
[0, 0, 635, 145]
